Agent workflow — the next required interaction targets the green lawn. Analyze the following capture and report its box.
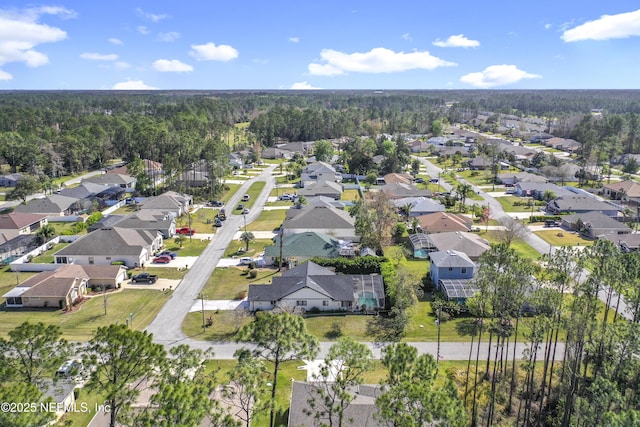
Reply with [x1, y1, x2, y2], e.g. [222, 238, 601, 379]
[534, 230, 595, 246]
[183, 309, 252, 340]
[478, 231, 542, 259]
[341, 189, 360, 201]
[200, 267, 281, 300]
[164, 237, 211, 256]
[30, 242, 70, 263]
[219, 184, 241, 203]
[224, 238, 272, 257]
[495, 195, 539, 213]
[240, 181, 266, 210]
[0, 289, 170, 341]
[246, 209, 286, 232]
[304, 314, 372, 340]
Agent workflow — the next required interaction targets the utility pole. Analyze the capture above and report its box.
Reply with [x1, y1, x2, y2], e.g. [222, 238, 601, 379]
[200, 292, 206, 330]
[435, 307, 441, 374]
[278, 227, 284, 271]
[103, 284, 107, 315]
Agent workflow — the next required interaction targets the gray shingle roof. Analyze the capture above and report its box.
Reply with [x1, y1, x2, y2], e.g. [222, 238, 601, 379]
[430, 250, 475, 268]
[55, 227, 155, 256]
[283, 205, 355, 229]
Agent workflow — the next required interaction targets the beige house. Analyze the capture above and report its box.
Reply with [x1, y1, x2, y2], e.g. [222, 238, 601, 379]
[3, 264, 127, 309]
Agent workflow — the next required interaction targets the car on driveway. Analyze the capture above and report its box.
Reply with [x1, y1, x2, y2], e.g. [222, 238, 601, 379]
[176, 227, 196, 235]
[214, 218, 223, 227]
[153, 255, 172, 264]
[239, 257, 254, 265]
[242, 194, 250, 201]
[158, 250, 177, 259]
[242, 207, 250, 214]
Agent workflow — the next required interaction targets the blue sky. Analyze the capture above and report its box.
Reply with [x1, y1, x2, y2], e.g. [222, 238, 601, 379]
[1, 1, 639, 90]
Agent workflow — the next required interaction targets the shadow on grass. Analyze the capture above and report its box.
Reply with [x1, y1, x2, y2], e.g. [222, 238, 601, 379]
[455, 318, 482, 338]
[366, 314, 403, 344]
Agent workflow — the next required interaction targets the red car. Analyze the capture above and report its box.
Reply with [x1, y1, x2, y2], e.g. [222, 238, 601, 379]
[153, 255, 172, 264]
[176, 227, 196, 235]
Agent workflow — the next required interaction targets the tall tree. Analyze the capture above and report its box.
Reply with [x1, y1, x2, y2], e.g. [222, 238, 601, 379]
[84, 324, 166, 427]
[236, 311, 319, 427]
[306, 337, 374, 427]
[0, 321, 71, 385]
[376, 343, 467, 427]
[223, 350, 269, 427]
[313, 140, 334, 163]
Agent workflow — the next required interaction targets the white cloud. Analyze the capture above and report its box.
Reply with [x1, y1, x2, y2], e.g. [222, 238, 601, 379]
[137, 25, 149, 35]
[0, 69, 12, 80]
[0, 6, 69, 73]
[460, 64, 541, 88]
[402, 33, 413, 42]
[308, 47, 456, 76]
[114, 61, 130, 69]
[108, 37, 123, 45]
[289, 37, 299, 43]
[562, 9, 640, 42]
[433, 34, 480, 48]
[290, 81, 321, 90]
[112, 79, 158, 90]
[189, 42, 239, 61]
[157, 31, 180, 42]
[135, 8, 168, 23]
[152, 59, 193, 72]
[544, 23, 552, 30]
[80, 52, 118, 61]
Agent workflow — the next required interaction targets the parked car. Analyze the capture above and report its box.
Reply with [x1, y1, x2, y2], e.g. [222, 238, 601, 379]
[214, 218, 223, 227]
[280, 193, 293, 200]
[158, 250, 177, 259]
[236, 204, 244, 210]
[239, 257, 254, 265]
[153, 255, 172, 264]
[176, 227, 196, 235]
[242, 207, 250, 214]
[414, 177, 425, 183]
[242, 194, 250, 201]
[131, 272, 159, 283]
[209, 200, 224, 207]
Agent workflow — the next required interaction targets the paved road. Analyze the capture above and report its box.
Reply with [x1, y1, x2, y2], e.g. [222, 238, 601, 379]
[145, 165, 278, 345]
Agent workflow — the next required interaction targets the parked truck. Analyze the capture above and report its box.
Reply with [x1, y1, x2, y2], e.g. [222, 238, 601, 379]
[131, 272, 158, 284]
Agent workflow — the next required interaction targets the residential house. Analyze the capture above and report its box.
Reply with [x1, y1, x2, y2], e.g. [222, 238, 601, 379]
[410, 231, 490, 261]
[53, 227, 163, 268]
[176, 170, 209, 188]
[546, 195, 619, 216]
[247, 261, 384, 312]
[110, 159, 164, 187]
[381, 182, 432, 199]
[3, 264, 127, 308]
[393, 197, 445, 217]
[429, 250, 476, 288]
[600, 233, 640, 252]
[282, 204, 358, 241]
[40, 380, 78, 422]
[105, 210, 176, 239]
[263, 232, 354, 265]
[262, 147, 295, 159]
[138, 191, 192, 218]
[0, 173, 25, 187]
[602, 180, 640, 203]
[228, 153, 244, 169]
[435, 146, 470, 158]
[545, 137, 582, 153]
[498, 171, 548, 186]
[83, 172, 136, 189]
[288, 381, 383, 427]
[300, 162, 342, 188]
[409, 140, 430, 153]
[278, 141, 314, 156]
[439, 279, 479, 304]
[382, 173, 413, 185]
[0, 212, 48, 237]
[13, 194, 78, 216]
[417, 212, 473, 234]
[514, 182, 574, 199]
[297, 180, 343, 200]
[561, 211, 631, 239]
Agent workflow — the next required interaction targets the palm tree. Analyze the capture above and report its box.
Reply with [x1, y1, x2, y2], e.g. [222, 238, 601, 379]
[455, 182, 472, 212]
[542, 190, 556, 202]
[36, 224, 56, 245]
[400, 202, 413, 221]
[240, 231, 255, 252]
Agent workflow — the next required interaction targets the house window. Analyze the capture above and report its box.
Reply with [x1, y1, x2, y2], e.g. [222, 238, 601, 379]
[89, 257, 94, 265]
[448, 267, 453, 271]
[296, 300, 307, 306]
[323, 300, 329, 306]
[270, 301, 277, 305]
[461, 267, 467, 274]
[341, 301, 352, 308]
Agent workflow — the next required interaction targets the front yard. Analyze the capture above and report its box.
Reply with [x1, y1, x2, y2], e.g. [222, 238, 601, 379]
[199, 266, 281, 300]
[534, 229, 595, 246]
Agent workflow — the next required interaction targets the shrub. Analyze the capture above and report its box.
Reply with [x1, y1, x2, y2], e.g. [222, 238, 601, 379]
[248, 269, 258, 279]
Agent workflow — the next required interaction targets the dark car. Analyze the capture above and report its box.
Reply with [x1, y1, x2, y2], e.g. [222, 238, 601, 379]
[414, 177, 425, 183]
[153, 255, 172, 264]
[237, 204, 244, 210]
[214, 218, 222, 227]
[210, 200, 224, 207]
[158, 250, 177, 259]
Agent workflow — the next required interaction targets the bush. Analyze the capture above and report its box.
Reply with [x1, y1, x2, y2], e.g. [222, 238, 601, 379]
[248, 269, 258, 279]
[248, 261, 256, 270]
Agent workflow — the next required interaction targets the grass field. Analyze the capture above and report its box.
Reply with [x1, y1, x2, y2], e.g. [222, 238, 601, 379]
[200, 266, 281, 300]
[495, 196, 539, 213]
[478, 231, 542, 259]
[246, 209, 286, 232]
[341, 189, 360, 201]
[0, 289, 170, 341]
[225, 238, 273, 257]
[534, 229, 595, 246]
[239, 181, 266, 210]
